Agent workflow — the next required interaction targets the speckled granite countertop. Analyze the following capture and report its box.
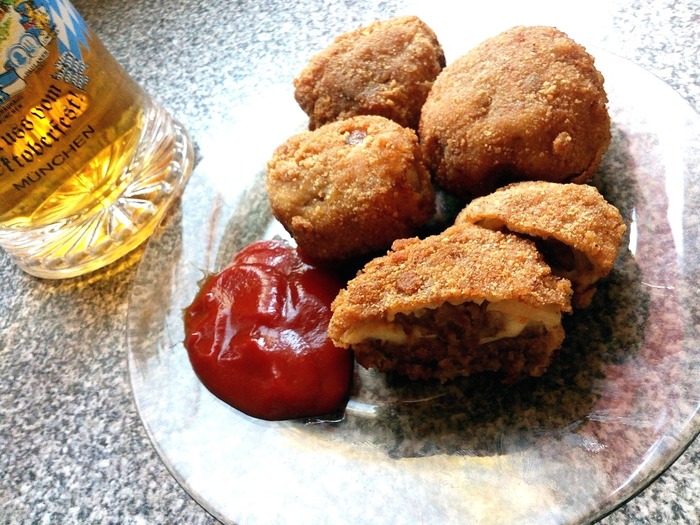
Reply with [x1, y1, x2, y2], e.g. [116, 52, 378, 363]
[1, 0, 698, 523]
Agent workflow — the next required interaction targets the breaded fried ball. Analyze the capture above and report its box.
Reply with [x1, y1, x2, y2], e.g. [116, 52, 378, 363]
[456, 181, 627, 308]
[419, 26, 611, 200]
[294, 15, 445, 130]
[328, 222, 572, 383]
[266, 115, 435, 261]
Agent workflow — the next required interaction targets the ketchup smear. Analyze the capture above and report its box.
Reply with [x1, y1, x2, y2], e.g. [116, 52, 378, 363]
[183, 239, 353, 421]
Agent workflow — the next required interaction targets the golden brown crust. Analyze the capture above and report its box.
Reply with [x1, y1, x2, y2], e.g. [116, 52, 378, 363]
[266, 115, 435, 261]
[419, 26, 611, 199]
[457, 181, 626, 273]
[294, 15, 445, 130]
[457, 181, 627, 307]
[328, 221, 572, 343]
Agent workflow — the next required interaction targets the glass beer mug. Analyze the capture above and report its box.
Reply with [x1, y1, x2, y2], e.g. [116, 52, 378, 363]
[0, 0, 193, 279]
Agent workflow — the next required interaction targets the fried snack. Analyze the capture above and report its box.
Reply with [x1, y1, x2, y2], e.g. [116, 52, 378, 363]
[294, 15, 445, 130]
[266, 115, 435, 261]
[456, 181, 627, 308]
[328, 222, 573, 383]
[419, 26, 611, 200]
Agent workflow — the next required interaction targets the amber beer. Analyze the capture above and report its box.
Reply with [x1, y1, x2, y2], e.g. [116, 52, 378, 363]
[0, 1, 193, 278]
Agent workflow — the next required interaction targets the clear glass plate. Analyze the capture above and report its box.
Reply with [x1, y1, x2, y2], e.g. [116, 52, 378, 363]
[127, 50, 700, 525]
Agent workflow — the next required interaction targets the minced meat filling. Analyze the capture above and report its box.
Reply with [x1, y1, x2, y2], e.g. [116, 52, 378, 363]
[352, 301, 556, 383]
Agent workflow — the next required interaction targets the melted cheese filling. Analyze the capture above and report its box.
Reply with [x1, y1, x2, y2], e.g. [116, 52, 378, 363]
[342, 321, 408, 345]
[339, 300, 562, 346]
[478, 300, 561, 343]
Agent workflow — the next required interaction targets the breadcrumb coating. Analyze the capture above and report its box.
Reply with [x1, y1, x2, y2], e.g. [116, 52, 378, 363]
[328, 221, 572, 343]
[419, 26, 611, 199]
[294, 15, 445, 130]
[266, 115, 435, 261]
[457, 181, 627, 307]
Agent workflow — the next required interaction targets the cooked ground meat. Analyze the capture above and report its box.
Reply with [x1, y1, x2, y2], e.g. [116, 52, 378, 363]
[352, 301, 563, 384]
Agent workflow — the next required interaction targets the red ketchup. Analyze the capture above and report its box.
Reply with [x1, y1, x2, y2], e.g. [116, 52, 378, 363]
[183, 239, 353, 420]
